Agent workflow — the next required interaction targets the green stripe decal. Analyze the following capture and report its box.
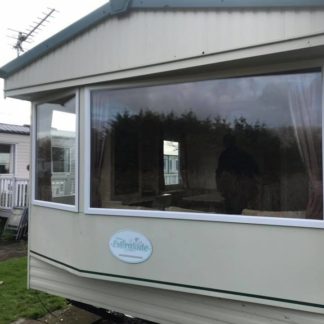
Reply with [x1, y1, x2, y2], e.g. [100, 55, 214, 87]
[30, 250, 324, 309]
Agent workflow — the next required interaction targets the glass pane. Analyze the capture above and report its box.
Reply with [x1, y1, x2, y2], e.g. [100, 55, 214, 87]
[0, 144, 11, 174]
[52, 147, 71, 173]
[36, 96, 76, 205]
[90, 71, 322, 220]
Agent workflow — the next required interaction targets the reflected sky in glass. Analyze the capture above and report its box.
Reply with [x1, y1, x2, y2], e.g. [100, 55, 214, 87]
[92, 72, 321, 130]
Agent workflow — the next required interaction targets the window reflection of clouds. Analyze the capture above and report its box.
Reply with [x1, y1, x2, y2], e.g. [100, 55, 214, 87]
[52, 111, 76, 132]
[37, 97, 76, 138]
[92, 72, 321, 129]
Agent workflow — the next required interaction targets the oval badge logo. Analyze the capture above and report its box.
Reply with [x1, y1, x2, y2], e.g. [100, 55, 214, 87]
[109, 230, 153, 264]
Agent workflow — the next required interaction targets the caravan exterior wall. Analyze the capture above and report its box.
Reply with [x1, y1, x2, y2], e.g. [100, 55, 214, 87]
[0, 132, 30, 179]
[4, 8, 324, 96]
[2, 3, 324, 324]
[28, 66, 324, 323]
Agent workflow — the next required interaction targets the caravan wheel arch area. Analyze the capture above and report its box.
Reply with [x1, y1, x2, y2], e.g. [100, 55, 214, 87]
[2, 1, 324, 323]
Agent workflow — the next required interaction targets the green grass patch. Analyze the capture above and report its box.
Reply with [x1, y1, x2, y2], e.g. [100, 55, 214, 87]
[0, 256, 67, 323]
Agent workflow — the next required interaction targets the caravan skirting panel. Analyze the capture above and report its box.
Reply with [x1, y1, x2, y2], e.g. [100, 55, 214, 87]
[29, 255, 324, 324]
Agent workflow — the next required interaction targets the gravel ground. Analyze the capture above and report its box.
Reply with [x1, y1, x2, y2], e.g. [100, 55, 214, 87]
[11, 304, 156, 324]
[0, 239, 28, 261]
[11, 303, 156, 324]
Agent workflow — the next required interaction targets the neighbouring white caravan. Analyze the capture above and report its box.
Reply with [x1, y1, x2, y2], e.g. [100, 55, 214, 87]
[0, 123, 30, 179]
[1, 0, 324, 323]
[0, 123, 29, 210]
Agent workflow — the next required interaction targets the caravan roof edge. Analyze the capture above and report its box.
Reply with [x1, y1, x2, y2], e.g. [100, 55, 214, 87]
[1, 0, 324, 79]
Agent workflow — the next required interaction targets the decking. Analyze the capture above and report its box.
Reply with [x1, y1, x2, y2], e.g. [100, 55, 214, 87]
[0, 175, 28, 209]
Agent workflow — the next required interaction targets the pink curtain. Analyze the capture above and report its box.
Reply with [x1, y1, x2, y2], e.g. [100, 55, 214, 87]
[289, 75, 322, 219]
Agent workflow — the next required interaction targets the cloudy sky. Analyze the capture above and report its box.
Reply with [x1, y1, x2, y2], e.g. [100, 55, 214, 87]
[0, 0, 107, 125]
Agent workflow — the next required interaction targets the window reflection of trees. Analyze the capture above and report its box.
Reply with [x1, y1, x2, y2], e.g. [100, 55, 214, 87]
[92, 109, 321, 218]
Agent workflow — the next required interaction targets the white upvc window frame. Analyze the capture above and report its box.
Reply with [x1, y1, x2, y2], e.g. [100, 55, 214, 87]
[84, 64, 324, 229]
[32, 90, 79, 212]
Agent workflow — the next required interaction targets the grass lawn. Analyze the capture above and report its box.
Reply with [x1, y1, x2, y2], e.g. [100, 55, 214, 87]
[0, 256, 67, 323]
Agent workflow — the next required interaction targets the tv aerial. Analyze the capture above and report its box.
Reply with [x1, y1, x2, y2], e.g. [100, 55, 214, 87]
[8, 8, 56, 57]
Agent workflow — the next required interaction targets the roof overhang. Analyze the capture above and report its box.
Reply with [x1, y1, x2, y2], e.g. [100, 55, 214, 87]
[1, 0, 324, 79]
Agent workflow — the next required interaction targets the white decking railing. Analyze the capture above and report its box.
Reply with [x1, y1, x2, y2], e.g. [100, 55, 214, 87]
[0, 175, 29, 209]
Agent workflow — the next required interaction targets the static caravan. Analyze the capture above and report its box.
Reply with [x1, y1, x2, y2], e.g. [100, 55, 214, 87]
[0, 123, 29, 211]
[0, 123, 30, 179]
[2, 0, 324, 322]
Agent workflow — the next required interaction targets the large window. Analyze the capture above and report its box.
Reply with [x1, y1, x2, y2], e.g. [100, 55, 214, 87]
[35, 95, 76, 206]
[90, 71, 322, 220]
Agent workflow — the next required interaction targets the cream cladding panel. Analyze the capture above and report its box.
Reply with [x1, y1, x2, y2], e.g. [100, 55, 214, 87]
[29, 256, 324, 324]
[0, 133, 30, 178]
[6, 8, 324, 91]
[29, 205, 324, 313]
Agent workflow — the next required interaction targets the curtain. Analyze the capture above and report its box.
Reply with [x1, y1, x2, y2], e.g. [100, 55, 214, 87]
[288, 75, 322, 219]
[37, 137, 52, 201]
[36, 107, 53, 202]
[91, 91, 111, 207]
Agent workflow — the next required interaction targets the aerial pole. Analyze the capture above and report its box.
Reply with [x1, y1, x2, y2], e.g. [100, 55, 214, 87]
[8, 8, 56, 56]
